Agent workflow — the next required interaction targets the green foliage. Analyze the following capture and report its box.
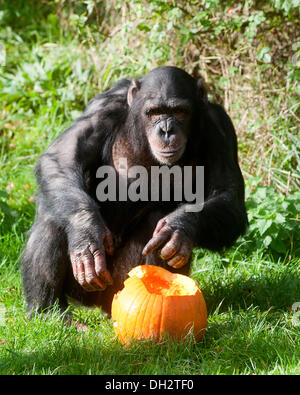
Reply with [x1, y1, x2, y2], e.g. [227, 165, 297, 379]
[272, 0, 300, 14]
[0, 0, 299, 190]
[243, 184, 300, 256]
[0, 0, 299, 375]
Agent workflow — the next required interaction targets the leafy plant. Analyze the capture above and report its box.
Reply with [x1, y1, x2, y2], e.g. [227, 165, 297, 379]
[242, 184, 300, 256]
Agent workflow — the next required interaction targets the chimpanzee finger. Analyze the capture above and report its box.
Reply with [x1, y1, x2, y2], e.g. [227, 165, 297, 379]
[71, 248, 105, 291]
[153, 217, 167, 237]
[81, 252, 107, 291]
[167, 255, 186, 269]
[89, 244, 113, 287]
[142, 227, 172, 256]
[76, 260, 86, 285]
[70, 252, 79, 281]
[167, 242, 192, 269]
[160, 230, 181, 260]
[76, 259, 98, 291]
[70, 252, 92, 290]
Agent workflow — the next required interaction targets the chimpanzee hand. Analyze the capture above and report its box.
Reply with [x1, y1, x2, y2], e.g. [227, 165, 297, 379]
[70, 227, 114, 292]
[142, 212, 194, 269]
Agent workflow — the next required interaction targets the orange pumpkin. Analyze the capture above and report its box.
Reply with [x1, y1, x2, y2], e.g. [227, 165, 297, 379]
[111, 265, 207, 344]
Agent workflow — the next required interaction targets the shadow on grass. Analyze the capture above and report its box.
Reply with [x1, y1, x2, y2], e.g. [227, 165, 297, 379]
[0, 307, 297, 375]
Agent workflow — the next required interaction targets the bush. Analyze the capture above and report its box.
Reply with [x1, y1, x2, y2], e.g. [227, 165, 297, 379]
[1, 0, 299, 192]
[243, 183, 300, 256]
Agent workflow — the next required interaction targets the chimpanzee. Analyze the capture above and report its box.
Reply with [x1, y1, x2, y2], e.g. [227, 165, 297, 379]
[21, 66, 248, 316]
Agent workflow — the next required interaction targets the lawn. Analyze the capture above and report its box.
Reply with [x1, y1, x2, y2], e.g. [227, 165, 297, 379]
[0, 1, 299, 375]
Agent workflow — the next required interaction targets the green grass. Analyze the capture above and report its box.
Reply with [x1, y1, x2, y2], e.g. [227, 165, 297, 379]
[1, 251, 299, 375]
[0, 0, 299, 375]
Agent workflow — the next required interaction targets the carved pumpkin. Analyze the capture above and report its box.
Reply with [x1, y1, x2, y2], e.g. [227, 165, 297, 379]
[111, 265, 207, 344]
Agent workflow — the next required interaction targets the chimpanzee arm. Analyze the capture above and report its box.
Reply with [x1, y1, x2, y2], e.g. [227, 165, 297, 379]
[35, 81, 129, 290]
[143, 103, 248, 267]
[184, 102, 248, 250]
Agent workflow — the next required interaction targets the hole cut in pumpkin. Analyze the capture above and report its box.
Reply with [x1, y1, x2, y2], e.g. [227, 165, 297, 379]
[129, 265, 199, 297]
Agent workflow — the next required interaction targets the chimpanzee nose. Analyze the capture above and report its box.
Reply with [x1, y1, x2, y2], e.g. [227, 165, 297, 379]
[159, 118, 174, 136]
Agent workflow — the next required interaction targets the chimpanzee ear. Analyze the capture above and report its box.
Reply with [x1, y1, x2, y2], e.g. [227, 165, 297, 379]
[196, 77, 208, 105]
[127, 78, 140, 106]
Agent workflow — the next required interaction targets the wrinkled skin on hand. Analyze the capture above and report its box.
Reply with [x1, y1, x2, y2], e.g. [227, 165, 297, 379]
[142, 212, 194, 269]
[70, 227, 114, 292]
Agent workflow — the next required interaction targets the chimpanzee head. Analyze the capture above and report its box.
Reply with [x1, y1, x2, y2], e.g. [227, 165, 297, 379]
[127, 66, 206, 165]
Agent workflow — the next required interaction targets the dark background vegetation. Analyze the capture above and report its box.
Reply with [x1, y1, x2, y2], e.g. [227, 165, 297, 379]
[0, 0, 299, 375]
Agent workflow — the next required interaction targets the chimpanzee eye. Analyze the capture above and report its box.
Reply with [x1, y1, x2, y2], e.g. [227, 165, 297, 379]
[173, 109, 187, 121]
[150, 113, 161, 122]
[146, 108, 162, 122]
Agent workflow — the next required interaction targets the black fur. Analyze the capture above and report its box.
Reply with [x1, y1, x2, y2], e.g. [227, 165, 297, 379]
[21, 66, 248, 316]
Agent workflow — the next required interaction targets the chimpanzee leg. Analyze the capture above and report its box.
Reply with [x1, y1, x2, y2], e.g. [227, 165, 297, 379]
[21, 215, 69, 316]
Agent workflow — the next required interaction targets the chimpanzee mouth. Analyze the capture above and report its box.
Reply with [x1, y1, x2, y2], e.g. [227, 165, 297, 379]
[154, 147, 184, 158]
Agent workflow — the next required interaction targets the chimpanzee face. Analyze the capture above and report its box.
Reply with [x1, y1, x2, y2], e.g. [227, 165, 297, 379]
[127, 67, 197, 165]
[142, 97, 191, 164]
